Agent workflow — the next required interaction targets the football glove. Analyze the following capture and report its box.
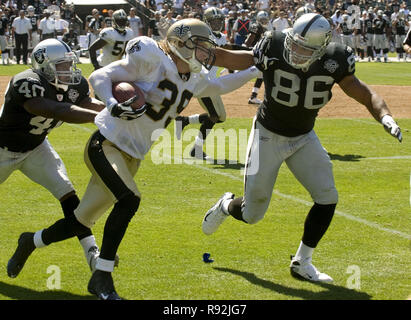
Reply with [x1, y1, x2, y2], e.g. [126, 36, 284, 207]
[381, 114, 402, 142]
[253, 35, 278, 71]
[108, 96, 147, 121]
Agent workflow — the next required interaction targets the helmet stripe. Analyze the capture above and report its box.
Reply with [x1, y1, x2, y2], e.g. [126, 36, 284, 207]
[301, 14, 322, 37]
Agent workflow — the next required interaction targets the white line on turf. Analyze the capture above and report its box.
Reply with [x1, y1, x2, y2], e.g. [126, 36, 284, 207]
[68, 124, 411, 240]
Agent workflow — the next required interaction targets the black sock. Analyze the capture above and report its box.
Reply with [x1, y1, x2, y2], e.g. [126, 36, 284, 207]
[228, 197, 247, 223]
[99, 195, 140, 261]
[61, 194, 92, 241]
[302, 203, 336, 248]
[41, 215, 90, 246]
[199, 116, 215, 141]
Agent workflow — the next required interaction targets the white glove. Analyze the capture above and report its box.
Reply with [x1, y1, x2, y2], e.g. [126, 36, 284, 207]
[381, 115, 402, 142]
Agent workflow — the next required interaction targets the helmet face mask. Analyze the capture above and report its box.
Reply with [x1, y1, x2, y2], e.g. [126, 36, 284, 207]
[113, 9, 128, 32]
[167, 19, 216, 73]
[32, 39, 81, 90]
[284, 13, 331, 71]
[204, 7, 224, 32]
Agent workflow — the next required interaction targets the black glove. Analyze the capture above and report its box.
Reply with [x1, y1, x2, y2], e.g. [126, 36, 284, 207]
[253, 34, 278, 71]
[109, 96, 147, 120]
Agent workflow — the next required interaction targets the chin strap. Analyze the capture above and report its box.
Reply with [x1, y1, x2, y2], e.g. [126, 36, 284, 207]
[167, 40, 202, 73]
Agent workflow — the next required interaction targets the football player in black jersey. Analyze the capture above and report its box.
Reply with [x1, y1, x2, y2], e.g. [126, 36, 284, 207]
[4, 39, 105, 279]
[204, 13, 402, 282]
[246, 11, 270, 105]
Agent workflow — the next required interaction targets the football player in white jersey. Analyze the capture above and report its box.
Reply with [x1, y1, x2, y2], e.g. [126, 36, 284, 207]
[9, 19, 260, 300]
[89, 9, 134, 70]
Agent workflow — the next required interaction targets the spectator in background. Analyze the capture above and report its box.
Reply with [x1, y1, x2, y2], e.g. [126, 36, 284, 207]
[174, 0, 184, 16]
[148, 10, 162, 41]
[38, 9, 55, 40]
[128, 7, 143, 38]
[88, 8, 104, 57]
[232, 9, 250, 45]
[271, 10, 290, 32]
[105, 9, 113, 28]
[62, 23, 80, 51]
[11, 9, 31, 64]
[0, 8, 10, 65]
[54, 11, 69, 36]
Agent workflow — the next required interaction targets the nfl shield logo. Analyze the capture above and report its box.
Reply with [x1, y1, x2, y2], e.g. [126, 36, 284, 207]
[56, 94, 64, 102]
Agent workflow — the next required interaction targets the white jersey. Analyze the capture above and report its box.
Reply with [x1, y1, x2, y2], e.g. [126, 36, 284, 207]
[97, 27, 135, 67]
[347, 4, 361, 30]
[95, 37, 214, 159]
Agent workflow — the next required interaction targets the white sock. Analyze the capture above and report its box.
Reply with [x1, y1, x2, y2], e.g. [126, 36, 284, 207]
[252, 87, 259, 94]
[295, 241, 314, 262]
[188, 114, 200, 124]
[33, 230, 46, 248]
[80, 235, 97, 255]
[96, 258, 115, 272]
[195, 136, 204, 147]
[221, 198, 232, 215]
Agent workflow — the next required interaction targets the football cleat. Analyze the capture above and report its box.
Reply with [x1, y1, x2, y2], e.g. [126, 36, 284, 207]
[7, 232, 36, 278]
[202, 192, 234, 235]
[289, 255, 333, 283]
[248, 97, 262, 105]
[190, 145, 211, 161]
[88, 270, 122, 300]
[87, 246, 120, 273]
[175, 116, 189, 140]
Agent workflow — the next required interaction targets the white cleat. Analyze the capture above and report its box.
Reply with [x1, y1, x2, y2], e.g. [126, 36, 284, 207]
[202, 192, 234, 235]
[248, 97, 262, 105]
[290, 256, 333, 283]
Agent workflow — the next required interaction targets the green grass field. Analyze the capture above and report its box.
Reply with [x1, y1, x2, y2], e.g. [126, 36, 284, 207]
[0, 63, 410, 301]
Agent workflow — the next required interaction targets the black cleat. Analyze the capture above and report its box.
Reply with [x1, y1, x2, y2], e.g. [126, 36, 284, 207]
[88, 270, 122, 300]
[7, 232, 35, 278]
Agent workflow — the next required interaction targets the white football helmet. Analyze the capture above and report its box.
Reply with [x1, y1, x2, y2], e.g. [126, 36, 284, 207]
[31, 39, 81, 90]
[284, 13, 331, 71]
[27, 5, 35, 16]
[166, 19, 216, 73]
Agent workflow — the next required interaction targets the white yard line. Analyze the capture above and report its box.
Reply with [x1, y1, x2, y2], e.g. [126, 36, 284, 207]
[68, 123, 411, 240]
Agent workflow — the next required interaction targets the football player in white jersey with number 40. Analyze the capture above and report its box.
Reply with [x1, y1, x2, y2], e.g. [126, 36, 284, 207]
[7, 19, 260, 300]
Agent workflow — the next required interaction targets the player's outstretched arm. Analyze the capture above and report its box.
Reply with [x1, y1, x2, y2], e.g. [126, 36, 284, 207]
[197, 66, 261, 97]
[214, 47, 254, 70]
[23, 98, 100, 123]
[339, 74, 402, 142]
[89, 38, 108, 70]
[78, 96, 106, 112]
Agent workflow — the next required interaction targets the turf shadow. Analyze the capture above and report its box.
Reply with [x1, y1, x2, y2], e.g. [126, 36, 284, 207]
[0, 281, 94, 300]
[328, 153, 365, 162]
[213, 267, 372, 300]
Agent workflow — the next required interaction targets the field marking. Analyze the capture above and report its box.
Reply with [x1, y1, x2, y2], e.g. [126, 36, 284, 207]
[154, 151, 411, 240]
[68, 123, 411, 240]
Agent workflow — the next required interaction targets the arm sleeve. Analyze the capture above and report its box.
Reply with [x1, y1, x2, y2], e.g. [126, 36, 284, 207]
[195, 66, 261, 97]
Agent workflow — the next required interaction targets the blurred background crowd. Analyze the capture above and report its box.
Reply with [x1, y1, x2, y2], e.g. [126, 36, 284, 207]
[1, 0, 411, 64]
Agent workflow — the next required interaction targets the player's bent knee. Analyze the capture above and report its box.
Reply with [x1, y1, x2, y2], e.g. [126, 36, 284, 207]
[313, 187, 338, 205]
[116, 193, 141, 215]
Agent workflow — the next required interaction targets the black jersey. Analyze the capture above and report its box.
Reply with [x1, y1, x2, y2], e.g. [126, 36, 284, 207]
[28, 14, 39, 32]
[0, 69, 90, 153]
[257, 31, 355, 137]
[341, 21, 353, 35]
[364, 18, 374, 34]
[0, 16, 8, 36]
[248, 22, 266, 46]
[394, 18, 407, 35]
[373, 18, 388, 35]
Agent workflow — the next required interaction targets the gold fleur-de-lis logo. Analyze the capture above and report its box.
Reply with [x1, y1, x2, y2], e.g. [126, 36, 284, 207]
[174, 24, 191, 37]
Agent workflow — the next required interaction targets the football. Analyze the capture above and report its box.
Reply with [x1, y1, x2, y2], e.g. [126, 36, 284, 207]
[112, 82, 145, 109]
